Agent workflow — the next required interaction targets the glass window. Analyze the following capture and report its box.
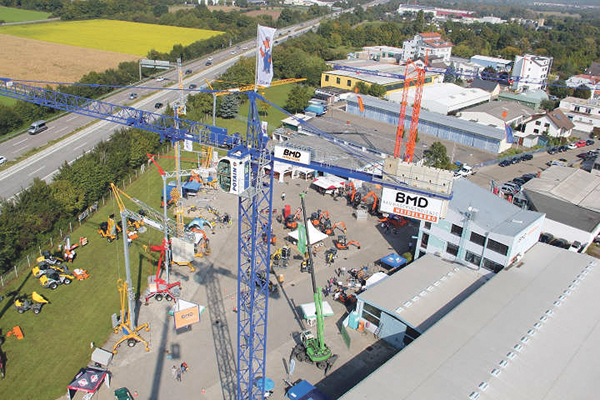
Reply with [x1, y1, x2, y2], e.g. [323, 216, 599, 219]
[487, 239, 509, 256]
[424, 222, 432, 230]
[325, 75, 329, 82]
[362, 302, 381, 326]
[535, 121, 541, 126]
[336, 77, 341, 85]
[347, 79, 352, 87]
[451, 224, 463, 237]
[421, 233, 429, 249]
[446, 242, 458, 256]
[483, 258, 504, 273]
[470, 231, 486, 246]
[465, 250, 482, 266]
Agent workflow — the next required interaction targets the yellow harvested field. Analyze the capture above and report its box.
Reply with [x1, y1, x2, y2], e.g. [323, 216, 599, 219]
[0, 19, 223, 56]
[0, 34, 139, 83]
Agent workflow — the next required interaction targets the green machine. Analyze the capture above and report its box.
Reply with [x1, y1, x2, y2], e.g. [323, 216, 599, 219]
[292, 193, 337, 370]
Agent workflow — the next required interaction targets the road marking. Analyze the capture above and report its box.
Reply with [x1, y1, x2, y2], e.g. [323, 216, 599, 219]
[28, 165, 45, 176]
[12, 146, 28, 154]
[66, 116, 78, 121]
[12, 138, 27, 146]
[42, 169, 59, 181]
[73, 142, 87, 151]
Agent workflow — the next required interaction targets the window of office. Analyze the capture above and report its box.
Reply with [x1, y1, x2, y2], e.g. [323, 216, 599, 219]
[362, 302, 381, 326]
[465, 250, 482, 266]
[446, 242, 458, 256]
[450, 224, 463, 237]
[424, 222, 432, 230]
[483, 258, 504, 273]
[325, 75, 329, 82]
[535, 121, 541, 126]
[336, 77, 340, 84]
[470, 231, 486, 246]
[347, 80, 352, 87]
[487, 239, 509, 256]
[421, 233, 429, 249]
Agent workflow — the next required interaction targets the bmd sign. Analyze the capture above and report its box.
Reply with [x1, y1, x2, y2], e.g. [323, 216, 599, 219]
[274, 145, 311, 165]
[381, 187, 445, 223]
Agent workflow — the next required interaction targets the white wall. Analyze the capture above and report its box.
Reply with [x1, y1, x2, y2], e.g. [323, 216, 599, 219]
[459, 112, 503, 128]
[542, 218, 600, 251]
[523, 117, 562, 137]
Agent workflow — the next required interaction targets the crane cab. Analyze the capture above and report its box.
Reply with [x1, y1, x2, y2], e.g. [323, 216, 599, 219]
[217, 155, 251, 195]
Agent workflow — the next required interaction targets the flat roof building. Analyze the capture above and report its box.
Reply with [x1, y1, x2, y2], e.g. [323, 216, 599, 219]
[341, 243, 599, 400]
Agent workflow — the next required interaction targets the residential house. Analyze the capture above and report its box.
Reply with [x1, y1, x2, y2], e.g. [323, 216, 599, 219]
[401, 32, 453, 63]
[523, 109, 574, 138]
[469, 55, 512, 72]
[469, 78, 501, 99]
[457, 100, 535, 129]
[559, 96, 600, 133]
[511, 54, 553, 92]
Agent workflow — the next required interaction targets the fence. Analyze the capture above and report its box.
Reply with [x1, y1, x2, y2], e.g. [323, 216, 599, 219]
[0, 143, 172, 289]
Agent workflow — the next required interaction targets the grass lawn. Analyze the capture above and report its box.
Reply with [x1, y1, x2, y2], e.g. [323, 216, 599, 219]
[0, 154, 200, 399]
[0, 95, 17, 106]
[0, 19, 223, 56]
[0, 6, 50, 23]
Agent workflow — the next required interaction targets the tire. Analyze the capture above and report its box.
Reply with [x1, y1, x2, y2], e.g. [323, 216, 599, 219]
[63, 278, 72, 285]
[50, 282, 58, 290]
[18, 308, 25, 314]
[295, 351, 306, 362]
[316, 361, 327, 370]
[155, 294, 163, 302]
[165, 295, 173, 302]
[33, 307, 41, 314]
[127, 338, 137, 347]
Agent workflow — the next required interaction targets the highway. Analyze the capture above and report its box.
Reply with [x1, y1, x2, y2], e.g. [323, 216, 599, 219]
[0, 21, 321, 200]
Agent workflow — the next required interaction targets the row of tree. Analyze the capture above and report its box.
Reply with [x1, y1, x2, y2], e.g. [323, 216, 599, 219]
[0, 128, 163, 273]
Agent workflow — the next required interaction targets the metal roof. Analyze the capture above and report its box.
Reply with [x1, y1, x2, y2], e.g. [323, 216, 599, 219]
[450, 179, 543, 237]
[341, 243, 600, 400]
[461, 100, 535, 121]
[347, 94, 506, 140]
[357, 254, 492, 332]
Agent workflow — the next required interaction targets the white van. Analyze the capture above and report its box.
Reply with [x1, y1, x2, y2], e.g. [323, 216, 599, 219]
[28, 120, 48, 135]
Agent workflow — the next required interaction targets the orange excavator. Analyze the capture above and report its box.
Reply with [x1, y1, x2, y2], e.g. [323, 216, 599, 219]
[346, 182, 356, 205]
[361, 191, 379, 214]
[285, 214, 298, 230]
[310, 210, 330, 227]
[322, 220, 347, 236]
[334, 235, 360, 250]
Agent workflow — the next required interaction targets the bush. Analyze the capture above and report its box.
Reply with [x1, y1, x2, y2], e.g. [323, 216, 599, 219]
[402, 252, 413, 264]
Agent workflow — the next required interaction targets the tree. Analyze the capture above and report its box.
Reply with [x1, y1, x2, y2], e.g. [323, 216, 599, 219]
[285, 85, 312, 113]
[368, 83, 387, 98]
[236, 0, 248, 7]
[218, 95, 239, 119]
[425, 141, 451, 169]
[548, 80, 573, 99]
[353, 81, 370, 95]
[152, 4, 169, 17]
[573, 85, 592, 100]
[444, 64, 456, 83]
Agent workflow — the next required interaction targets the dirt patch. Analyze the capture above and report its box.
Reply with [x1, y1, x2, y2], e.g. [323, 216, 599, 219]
[244, 9, 281, 19]
[207, 5, 237, 12]
[0, 34, 139, 83]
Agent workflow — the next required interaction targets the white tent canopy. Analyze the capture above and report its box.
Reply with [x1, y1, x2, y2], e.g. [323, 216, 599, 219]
[287, 223, 328, 245]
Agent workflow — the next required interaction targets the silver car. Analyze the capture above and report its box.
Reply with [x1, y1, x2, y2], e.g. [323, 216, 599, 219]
[0, 156, 6, 166]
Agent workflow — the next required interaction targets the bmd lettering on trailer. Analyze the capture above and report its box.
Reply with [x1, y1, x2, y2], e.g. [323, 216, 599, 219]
[283, 149, 302, 160]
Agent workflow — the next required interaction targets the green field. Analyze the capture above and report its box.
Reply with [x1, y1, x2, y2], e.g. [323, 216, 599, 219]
[0, 6, 50, 23]
[0, 154, 204, 399]
[0, 96, 17, 106]
[0, 19, 223, 56]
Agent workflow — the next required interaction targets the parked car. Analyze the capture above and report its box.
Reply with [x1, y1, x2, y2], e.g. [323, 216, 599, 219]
[577, 152, 588, 159]
[520, 153, 533, 161]
[575, 140, 587, 148]
[568, 241, 583, 253]
[559, 158, 568, 162]
[547, 147, 558, 155]
[156, 77, 166, 82]
[586, 139, 595, 146]
[510, 157, 521, 164]
[185, 69, 192, 75]
[154, 102, 163, 109]
[522, 173, 537, 181]
[539, 232, 554, 243]
[189, 84, 198, 89]
[549, 238, 570, 249]
[500, 184, 519, 195]
[499, 160, 511, 167]
[558, 145, 568, 152]
[512, 177, 527, 186]
[129, 93, 138, 100]
[568, 143, 578, 150]
[0, 155, 7, 166]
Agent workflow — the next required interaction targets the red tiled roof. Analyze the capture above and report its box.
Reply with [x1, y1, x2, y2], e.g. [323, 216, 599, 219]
[420, 32, 441, 38]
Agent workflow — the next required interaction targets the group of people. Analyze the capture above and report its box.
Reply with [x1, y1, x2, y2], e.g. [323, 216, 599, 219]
[171, 362, 189, 382]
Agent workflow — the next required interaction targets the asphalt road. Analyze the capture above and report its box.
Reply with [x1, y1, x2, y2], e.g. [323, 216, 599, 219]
[0, 21, 322, 201]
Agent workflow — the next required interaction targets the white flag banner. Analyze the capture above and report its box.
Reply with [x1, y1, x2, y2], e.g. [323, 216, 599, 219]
[256, 25, 276, 87]
[183, 139, 193, 152]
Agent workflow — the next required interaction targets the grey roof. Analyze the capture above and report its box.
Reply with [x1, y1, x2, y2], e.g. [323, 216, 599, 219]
[546, 109, 575, 130]
[462, 100, 535, 121]
[341, 243, 600, 400]
[585, 61, 600, 76]
[450, 179, 543, 236]
[347, 94, 506, 141]
[469, 78, 500, 92]
[357, 255, 492, 332]
[524, 190, 600, 233]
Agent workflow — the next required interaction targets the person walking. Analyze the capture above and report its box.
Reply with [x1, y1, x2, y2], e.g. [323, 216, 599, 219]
[176, 368, 182, 382]
[171, 365, 178, 381]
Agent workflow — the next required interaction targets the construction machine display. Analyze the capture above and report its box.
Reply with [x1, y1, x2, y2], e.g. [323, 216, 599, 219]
[39, 270, 75, 289]
[145, 239, 181, 304]
[14, 291, 49, 314]
[334, 235, 361, 250]
[292, 193, 337, 371]
[98, 214, 122, 242]
[271, 246, 291, 269]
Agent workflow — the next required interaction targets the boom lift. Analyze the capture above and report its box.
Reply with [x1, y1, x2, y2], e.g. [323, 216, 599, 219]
[292, 193, 337, 370]
[145, 239, 181, 304]
[112, 279, 150, 354]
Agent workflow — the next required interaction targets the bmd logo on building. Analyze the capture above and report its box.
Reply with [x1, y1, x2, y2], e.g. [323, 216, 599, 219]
[381, 188, 447, 223]
[274, 145, 311, 165]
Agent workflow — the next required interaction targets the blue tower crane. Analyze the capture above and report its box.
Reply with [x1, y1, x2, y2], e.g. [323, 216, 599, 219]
[0, 77, 452, 400]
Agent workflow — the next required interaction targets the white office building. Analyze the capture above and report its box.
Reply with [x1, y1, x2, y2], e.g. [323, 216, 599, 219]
[401, 32, 453, 63]
[511, 54, 553, 92]
[559, 96, 600, 133]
